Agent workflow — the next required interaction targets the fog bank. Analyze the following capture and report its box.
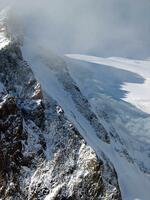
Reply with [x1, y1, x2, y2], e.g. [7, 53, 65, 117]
[0, 0, 150, 59]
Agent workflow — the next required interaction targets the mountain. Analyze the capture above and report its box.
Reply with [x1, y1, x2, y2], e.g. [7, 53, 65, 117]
[0, 9, 121, 200]
[0, 9, 150, 200]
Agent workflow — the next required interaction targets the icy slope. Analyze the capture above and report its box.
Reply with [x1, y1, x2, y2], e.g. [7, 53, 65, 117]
[66, 54, 150, 114]
[21, 38, 150, 199]
[65, 54, 150, 199]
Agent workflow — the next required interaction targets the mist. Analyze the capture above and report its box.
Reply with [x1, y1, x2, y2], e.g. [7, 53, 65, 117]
[1, 0, 150, 59]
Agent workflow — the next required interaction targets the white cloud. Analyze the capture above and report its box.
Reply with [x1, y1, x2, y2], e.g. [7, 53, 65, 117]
[1, 0, 150, 58]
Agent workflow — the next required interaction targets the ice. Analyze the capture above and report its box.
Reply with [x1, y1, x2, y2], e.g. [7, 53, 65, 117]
[66, 54, 150, 114]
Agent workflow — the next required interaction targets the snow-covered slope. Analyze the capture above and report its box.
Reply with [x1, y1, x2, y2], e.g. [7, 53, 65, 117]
[21, 36, 150, 199]
[65, 54, 150, 199]
[66, 54, 150, 114]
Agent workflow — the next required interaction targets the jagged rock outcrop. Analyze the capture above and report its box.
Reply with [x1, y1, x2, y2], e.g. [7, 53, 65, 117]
[0, 96, 24, 197]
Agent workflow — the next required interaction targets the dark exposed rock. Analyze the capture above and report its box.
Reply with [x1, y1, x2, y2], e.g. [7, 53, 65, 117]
[0, 96, 24, 197]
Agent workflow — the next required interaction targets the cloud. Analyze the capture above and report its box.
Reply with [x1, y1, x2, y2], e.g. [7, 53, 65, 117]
[1, 0, 150, 58]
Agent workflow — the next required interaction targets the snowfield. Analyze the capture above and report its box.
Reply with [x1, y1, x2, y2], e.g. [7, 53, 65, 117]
[64, 54, 150, 200]
[66, 54, 150, 114]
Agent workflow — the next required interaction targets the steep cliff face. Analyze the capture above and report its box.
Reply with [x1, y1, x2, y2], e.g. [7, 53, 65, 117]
[0, 11, 121, 199]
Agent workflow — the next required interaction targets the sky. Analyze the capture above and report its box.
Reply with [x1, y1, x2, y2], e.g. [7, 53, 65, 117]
[0, 0, 150, 59]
